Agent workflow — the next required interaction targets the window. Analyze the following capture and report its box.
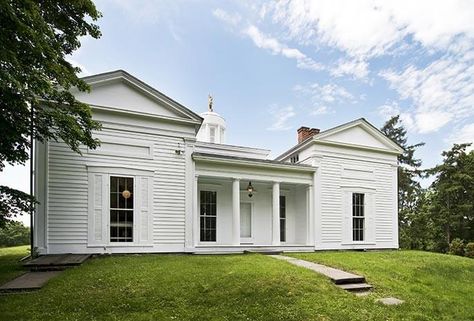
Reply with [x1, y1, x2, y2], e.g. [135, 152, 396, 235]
[290, 154, 299, 163]
[200, 191, 217, 242]
[110, 176, 134, 242]
[280, 195, 286, 242]
[352, 193, 365, 241]
[209, 126, 216, 143]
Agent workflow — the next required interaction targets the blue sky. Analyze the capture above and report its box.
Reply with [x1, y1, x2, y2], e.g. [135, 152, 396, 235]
[2, 0, 474, 225]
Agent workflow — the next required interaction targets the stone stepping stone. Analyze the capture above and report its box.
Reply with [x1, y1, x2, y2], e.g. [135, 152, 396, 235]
[376, 297, 404, 305]
[0, 271, 62, 292]
[337, 282, 373, 291]
[24, 254, 91, 271]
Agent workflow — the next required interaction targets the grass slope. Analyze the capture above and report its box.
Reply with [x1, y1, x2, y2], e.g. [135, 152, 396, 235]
[0, 247, 472, 321]
[0, 245, 28, 285]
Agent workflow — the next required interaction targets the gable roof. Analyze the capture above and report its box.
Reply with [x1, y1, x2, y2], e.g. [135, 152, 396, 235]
[79, 70, 203, 124]
[275, 118, 404, 160]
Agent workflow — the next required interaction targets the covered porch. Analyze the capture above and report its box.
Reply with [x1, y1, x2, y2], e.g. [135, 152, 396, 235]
[190, 153, 317, 253]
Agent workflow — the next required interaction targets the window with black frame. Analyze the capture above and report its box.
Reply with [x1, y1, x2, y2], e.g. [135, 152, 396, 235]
[110, 176, 134, 242]
[352, 193, 365, 241]
[200, 191, 217, 242]
[280, 195, 286, 242]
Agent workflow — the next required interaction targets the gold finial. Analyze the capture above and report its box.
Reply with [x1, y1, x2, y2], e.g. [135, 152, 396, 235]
[208, 94, 213, 112]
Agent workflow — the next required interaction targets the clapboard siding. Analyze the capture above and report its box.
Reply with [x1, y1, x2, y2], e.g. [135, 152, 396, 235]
[47, 127, 188, 248]
[318, 147, 397, 247]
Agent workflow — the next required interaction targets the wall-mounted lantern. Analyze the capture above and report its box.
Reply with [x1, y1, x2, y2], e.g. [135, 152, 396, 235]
[247, 181, 254, 198]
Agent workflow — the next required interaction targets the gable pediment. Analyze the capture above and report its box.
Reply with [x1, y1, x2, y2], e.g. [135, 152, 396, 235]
[316, 119, 403, 153]
[73, 70, 202, 124]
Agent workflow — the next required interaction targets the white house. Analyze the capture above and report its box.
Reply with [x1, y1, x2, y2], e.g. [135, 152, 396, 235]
[33, 70, 402, 255]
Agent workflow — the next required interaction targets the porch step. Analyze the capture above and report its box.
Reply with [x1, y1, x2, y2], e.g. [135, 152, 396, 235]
[337, 282, 373, 292]
[244, 249, 283, 255]
[23, 254, 91, 271]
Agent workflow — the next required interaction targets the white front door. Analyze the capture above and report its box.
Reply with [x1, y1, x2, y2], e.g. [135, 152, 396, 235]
[240, 202, 253, 243]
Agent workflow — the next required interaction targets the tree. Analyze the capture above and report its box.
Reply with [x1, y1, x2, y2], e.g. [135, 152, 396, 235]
[0, 220, 30, 247]
[380, 115, 425, 248]
[0, 0, 102, 225]
[429, 144, 474, 251]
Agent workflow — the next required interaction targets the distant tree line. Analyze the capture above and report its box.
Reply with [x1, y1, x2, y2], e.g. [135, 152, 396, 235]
[381, 116, 474, 257]
[0, 221, 30, 247]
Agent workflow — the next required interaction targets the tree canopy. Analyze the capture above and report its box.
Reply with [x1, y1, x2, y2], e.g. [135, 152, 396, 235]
[0, 0, 102, 225]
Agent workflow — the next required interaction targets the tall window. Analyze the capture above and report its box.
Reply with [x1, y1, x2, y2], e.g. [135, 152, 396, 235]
[200, 191, 217, 242]
[110, 176, 134, 242]
[209, 126, 216, 143]
[352, 193, 365, 241]
[280, 195, 286, 242]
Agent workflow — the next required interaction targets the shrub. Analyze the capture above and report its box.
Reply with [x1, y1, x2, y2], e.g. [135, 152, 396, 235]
[448, 238, 465, 256]
[0, 220, 30, 247]
[465, 243, 474, 258]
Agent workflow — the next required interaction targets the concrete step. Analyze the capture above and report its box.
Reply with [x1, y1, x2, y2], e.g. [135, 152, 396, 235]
[23, 254, 90, 271]
[337, 283, 373, 292]
[244, 249, 283, 255]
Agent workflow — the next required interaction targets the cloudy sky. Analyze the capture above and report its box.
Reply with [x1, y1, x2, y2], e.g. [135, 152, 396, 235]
[2, 0, 474, 225]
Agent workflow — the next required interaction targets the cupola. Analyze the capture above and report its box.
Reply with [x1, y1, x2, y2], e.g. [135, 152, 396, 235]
[196, 94, 226, 144]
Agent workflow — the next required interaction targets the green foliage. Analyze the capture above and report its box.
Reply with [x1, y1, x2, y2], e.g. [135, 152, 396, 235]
[448, 238, 466, 256]
[0, 0, 102, 224]
[429, 144, 474, 251]
[0, 221, 30, 247]
[466, 242, 474, 258]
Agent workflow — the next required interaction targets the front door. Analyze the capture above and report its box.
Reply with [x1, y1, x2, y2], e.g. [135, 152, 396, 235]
[240, 202, 253, 243]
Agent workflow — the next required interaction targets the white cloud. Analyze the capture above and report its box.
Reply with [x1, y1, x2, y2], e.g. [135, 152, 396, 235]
[311, 106, 331, 116]
[212, 8, 241, 26]
[269, 0, 474, 59]
[331, 58, 369, 80]
[447, 123, 474, 150]
[267, 105, 296, 131]
[213, 8, 324, 72]
[243, 25, 324, 71]
[380, 50, 474, 133]
[66, 57, 91, 76]
[294, 82, 356, 105]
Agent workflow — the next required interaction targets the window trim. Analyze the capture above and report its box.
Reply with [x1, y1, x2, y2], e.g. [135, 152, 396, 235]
[109, 175, 135, 243]
[352, 192, 365, 242]
[279, 195, 287, 243]
[199, 190, 218, 243]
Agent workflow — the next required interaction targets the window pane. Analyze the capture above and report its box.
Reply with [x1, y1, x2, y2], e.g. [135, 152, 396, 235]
[110, 176, 134, 242]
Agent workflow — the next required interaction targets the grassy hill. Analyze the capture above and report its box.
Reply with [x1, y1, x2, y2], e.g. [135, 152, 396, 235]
[0, 246, 472, 321]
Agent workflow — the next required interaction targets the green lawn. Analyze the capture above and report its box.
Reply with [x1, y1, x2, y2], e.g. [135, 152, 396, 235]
[0, 247, 472, 321]
[0, 245, 29, 285]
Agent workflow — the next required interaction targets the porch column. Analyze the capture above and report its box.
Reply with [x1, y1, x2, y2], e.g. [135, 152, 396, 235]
[307, 184, 314, 245]
[272, 181, 280, 246]
[232, 178, 240, 246]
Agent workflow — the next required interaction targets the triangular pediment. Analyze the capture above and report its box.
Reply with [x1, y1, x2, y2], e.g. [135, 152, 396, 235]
[72, 70, 202, 123]
[316, 119, 403, 153]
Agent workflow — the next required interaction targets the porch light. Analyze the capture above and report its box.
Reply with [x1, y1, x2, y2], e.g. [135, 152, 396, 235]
[247, 181, 254, 198]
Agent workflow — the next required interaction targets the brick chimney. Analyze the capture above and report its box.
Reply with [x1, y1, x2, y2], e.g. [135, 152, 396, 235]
[297, 126, 320, 143]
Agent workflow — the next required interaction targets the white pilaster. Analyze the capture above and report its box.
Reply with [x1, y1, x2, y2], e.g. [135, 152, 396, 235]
[307, 184, 314, 245]
[232, 178, 240, 246]
[193, 175, 199, 246]
[272, 181, 280, 246]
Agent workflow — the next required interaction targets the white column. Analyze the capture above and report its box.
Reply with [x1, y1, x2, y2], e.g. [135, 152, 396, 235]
[307, 184, 314, 245]
[272, 181, 280, 246]
[193, 175, 199, 246]
[232, 178, 240, 246]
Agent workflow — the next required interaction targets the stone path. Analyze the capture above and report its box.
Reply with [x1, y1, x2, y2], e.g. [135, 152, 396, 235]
[270, 255, 372, 294]
[0, 271, 62, 292]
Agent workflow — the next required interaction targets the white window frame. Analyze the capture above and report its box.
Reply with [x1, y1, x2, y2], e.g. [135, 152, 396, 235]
[352, 192, 365, 242]
[87, 165, 153, 247]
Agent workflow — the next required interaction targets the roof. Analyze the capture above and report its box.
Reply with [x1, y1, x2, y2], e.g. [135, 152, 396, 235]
[276, 118, 404, 160]
[193, 152, 316, 172]
[80, 70, 203, 124]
